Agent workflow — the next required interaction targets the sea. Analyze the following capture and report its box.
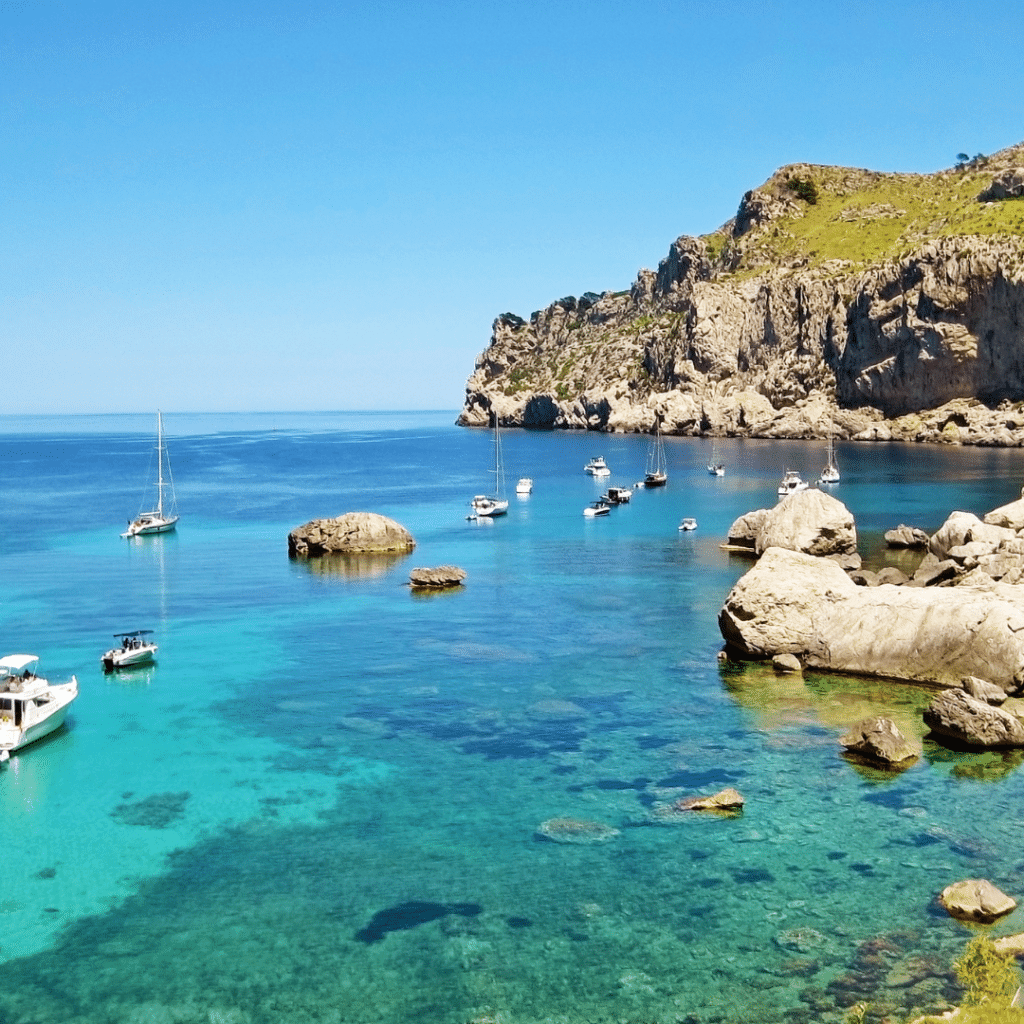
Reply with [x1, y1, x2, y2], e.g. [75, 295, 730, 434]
[1, 410, 1024, 1024]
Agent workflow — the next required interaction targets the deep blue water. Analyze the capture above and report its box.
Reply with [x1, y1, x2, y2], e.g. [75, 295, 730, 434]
[1, 411, 1023, 1024]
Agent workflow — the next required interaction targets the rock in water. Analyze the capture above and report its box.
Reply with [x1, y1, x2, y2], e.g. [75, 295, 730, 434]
[536, 818, 620, 845]
[288, 512, 415, 557]
[408, 565, 466, 589]
[676, 787, 745, 811]
[884, 524, 930, 549]
[719, 546, 1024, 689]
[938, 879, 1017, 923]
[923, 689, 1024, 747]
[840, 717, 918, 765]
[725, 490, 856, 558]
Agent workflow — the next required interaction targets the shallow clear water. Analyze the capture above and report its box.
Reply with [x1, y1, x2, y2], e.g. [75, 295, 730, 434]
[2, 412, 1024, 1024]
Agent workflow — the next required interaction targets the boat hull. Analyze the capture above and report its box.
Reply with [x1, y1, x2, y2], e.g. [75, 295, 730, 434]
[102, 644, 157, 670]
[0, 679, 77, 754]
[123, 514, 179, 537]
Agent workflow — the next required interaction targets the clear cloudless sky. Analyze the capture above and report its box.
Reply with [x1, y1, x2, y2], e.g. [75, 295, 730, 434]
[3, 0, 1022, 414]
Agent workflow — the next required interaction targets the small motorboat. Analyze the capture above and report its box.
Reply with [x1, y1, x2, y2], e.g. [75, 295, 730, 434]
[0, 655, 78, 759]
[604, 486, 633, 504]
[102, 630, 158, 671]
[778, 470, 809, 497]
[515, 477, 533, 494]
[707, 463, 725, 477]
[584, 457, 611, 477]
[678, 518, 698, 531]
[583, 500, 611, 518]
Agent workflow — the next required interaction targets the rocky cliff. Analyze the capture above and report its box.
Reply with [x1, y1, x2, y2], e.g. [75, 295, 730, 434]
[459, 143, 1024, 443]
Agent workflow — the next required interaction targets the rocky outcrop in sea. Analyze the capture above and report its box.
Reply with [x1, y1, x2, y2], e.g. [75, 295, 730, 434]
[460, 142, 1024, 445]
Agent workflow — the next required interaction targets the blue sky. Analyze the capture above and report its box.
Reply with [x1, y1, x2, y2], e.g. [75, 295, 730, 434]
[3, 0, 1022, 415]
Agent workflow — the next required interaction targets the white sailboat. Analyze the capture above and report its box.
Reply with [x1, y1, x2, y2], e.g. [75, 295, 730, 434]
[123, 411, 179, 537]
[470, 415, 509, 518]
[644, 426, 667, 487]
[818, 426, 840, 485]
[707, 438, 724, 476]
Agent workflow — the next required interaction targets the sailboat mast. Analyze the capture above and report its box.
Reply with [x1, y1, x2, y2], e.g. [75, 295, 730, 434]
[156, 411, 164, 517]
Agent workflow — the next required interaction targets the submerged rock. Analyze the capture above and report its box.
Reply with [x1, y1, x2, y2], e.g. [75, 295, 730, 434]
[938, 878, 1017, 923]
[288, 512, 415, 557]
[536, 818, 620, 844]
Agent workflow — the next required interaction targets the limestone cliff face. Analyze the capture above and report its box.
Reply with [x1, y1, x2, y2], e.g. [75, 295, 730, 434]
[460, 144, 1024, 444]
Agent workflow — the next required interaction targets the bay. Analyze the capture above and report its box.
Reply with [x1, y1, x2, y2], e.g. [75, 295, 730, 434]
[1, 411, 1023, 1024]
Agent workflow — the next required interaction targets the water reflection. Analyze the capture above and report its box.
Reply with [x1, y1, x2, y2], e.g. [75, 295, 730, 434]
[290, 551, 411, 579]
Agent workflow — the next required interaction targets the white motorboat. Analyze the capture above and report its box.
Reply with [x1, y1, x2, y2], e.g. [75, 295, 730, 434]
[604, 486, 633, 504]
[678, 517, 698, 531]
[123, 411, 179, 537]
[818, 430, 840, 485]
[101, 630, 158, 671]
[584, 456, 611, 477]
[515, 477, 533, 494]
[778, 470, 809, 497]
[0, 655, 78, 760]
[643, 428, 667, 487]
[469, 416, 508, 518]
[583, 500, 611, 517]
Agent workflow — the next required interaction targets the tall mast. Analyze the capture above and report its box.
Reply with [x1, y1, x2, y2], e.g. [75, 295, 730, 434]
[156, 411, 164, 517]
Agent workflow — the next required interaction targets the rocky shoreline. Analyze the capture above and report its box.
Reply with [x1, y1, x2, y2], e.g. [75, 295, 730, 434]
[459, 144, 1024, 447]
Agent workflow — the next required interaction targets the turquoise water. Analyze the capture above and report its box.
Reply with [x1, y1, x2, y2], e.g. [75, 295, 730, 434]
[2, 412, 1024, 1024]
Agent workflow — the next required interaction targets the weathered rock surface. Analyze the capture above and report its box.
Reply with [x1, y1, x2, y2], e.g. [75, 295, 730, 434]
[961, 675, 1008, 706]
[724, 489, 857, 558]
[460, 144, 1024, 445]
[676, 787, 745, 812]
[772, 653, 802, 674]
[985, 497, 1024, 531]
[408, 565, 466, 589]
[719, 546, 1024, 690]
[938, 879, 1017, 923]
[840, 717, 919, 766]
[923, 689, 1024, 747]
[885, 525, 929, 549]
[288, 512, 415, 557]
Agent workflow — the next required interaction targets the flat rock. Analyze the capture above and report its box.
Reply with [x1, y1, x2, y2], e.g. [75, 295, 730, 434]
[288, 512, 415, 557]
[409, 565, 466, 589]
[719, 547, 1024, 689]
[938, 878, 1017, 923]
[676, 787, 745, 811]
[840, 716, 919, 765]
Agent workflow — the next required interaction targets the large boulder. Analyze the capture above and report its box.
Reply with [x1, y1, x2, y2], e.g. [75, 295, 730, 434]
[288, 512, 415, 557]
[719, 547, 1024, 690]
[938, 879, 1017, 923]
[923, 689, 1024, 747]
[725, 490, 857, 558]
[884, 524, 930, 549]
[985, 497, 1024, 531]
